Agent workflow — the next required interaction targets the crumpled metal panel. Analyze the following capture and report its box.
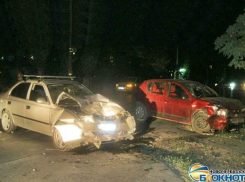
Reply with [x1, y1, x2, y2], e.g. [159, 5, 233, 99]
[55, 92, 135, 149]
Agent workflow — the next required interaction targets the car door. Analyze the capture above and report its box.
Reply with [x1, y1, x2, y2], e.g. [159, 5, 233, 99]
[7, 82, 31, 127]
[164, 82, 192, 122]
[145, 81, 167, 117]
[24, 83, 51, 135]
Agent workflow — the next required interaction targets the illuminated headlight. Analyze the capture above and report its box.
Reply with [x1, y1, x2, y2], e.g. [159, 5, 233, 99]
[126, 84, 132, 88]
[98, 123, 117, 132]
[54, 124, 82, 142]
[217, 109, 227, 116]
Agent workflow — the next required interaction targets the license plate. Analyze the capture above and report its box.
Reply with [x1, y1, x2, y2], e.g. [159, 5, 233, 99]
[118, 87, 125, 90]
[98, 123, 117, 132]
[230, 118, 244, 124]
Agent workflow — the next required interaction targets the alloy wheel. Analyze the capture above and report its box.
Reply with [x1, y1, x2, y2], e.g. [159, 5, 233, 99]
[197, 117, 208, 129]
[2, 113, 11, 131]
[53, 129, 65, 149]
[136, 106, 145, 119]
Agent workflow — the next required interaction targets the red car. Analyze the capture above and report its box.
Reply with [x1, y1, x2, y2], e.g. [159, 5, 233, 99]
[134, 79, 245, 133]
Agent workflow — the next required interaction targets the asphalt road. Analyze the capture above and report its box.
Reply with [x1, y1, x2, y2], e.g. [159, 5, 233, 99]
[0, 122, 184, 182]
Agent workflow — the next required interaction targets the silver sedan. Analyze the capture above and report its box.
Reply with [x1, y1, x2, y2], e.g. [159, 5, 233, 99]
[0, 76, 136, 151]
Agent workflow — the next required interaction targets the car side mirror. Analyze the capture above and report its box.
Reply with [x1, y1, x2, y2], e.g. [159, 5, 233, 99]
[36, 97, 48, 104]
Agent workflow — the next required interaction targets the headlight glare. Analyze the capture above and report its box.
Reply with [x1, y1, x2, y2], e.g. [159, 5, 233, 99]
[54, 124, 82, 142]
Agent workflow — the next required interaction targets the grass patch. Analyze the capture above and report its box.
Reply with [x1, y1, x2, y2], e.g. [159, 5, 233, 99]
[141, 135, 245, 182]
[215, 130, 245, 141]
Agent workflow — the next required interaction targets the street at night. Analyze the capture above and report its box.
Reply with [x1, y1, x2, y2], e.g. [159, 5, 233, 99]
[1, 92, 245, 181]
[2, 0, 245, 182]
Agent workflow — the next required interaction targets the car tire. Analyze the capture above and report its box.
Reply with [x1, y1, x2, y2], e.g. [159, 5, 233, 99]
[1, 110, 17, 133]
[192, 111, 211, 133]
[53, 128, 73, 151]
[135, 102, 148, 122]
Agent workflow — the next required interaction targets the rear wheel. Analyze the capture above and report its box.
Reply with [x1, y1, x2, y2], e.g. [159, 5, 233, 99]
[192, 111, 210, 133]
[135, 102, 148, 122]
[1, 110, 17, 133]
[53, 128, 73, 151]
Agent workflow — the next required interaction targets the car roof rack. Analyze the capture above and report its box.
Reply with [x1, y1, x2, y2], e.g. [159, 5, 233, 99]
[23, 75, 76, 81]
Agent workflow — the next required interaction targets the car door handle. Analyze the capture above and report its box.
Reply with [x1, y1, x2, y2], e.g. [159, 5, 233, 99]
[7, 101, 11, 105]
[165, 100, 169, 103]
[26, 106, 31, 109]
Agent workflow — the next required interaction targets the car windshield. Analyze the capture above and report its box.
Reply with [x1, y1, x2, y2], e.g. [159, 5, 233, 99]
[47, 82, 93, 103]
[184, 83, 218, 98]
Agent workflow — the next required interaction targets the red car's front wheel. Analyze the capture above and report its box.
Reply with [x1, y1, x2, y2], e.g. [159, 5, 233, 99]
[192, 111, 211, 133]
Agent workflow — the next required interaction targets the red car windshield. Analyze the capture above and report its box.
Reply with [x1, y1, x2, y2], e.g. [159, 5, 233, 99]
[184, 83, 218, 98]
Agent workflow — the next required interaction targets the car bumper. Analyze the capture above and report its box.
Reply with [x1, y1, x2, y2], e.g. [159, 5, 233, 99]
[65, 129, 134, 149]
[207, 115, 245, 130]
[62, 116, 136, 148]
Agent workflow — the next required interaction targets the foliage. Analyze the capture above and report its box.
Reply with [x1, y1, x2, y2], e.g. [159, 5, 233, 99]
[133, 46, 171, 76]
[146, 49, 171, 74]
[215, 11, 245, 69]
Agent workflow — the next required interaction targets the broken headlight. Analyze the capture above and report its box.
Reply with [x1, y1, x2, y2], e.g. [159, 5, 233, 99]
[59, 118, 75, 123]
[217, 109, 227, 116]
[212, 106, 228, 116]
[80, 115, 94, 123]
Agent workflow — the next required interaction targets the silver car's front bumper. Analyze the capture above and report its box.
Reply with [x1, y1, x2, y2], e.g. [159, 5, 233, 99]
[57, 116, 136, 148]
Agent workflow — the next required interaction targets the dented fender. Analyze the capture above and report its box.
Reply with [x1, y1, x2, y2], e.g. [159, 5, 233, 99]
[192, 106, 228, 130]
[207, 115, 227, 130]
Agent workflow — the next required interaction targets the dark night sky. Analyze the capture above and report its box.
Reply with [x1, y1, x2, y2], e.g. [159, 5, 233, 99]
[1, 0, 245, 84]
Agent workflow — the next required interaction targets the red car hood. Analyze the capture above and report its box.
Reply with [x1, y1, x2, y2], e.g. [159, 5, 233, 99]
[201, 97, 244, 110]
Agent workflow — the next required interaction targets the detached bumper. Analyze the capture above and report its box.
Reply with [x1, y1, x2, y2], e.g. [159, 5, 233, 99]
[207, 115, 245, 130]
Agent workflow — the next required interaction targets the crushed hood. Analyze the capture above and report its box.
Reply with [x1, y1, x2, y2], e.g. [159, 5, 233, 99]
[56, 92, 124, 116]
[202, 97, 244, 110]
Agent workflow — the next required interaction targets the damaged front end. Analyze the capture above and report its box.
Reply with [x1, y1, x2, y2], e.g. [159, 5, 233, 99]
[206, 100, 245, 131]
[54, 92, 136, 150]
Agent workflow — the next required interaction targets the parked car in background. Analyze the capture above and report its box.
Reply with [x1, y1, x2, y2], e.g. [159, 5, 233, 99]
[0, 75, 136, 151]
[134, 79, 245, 133]
[116, 77, 142, 92]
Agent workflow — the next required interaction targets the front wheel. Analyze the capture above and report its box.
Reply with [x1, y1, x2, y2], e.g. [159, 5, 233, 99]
[53, 128, 73, 151]
[1, 110, 17, 133]
[192, 111, 210, 133]
[135, 102, 148, 122]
